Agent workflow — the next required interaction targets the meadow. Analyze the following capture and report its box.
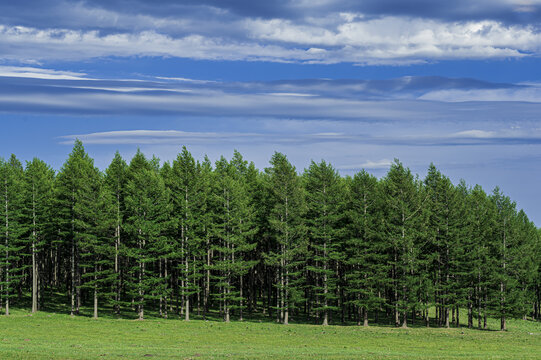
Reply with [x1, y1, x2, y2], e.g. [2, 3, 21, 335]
[0, 307, 539, 359]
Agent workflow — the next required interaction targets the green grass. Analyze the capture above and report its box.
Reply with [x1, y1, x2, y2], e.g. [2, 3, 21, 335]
[0, 308, 539, 359]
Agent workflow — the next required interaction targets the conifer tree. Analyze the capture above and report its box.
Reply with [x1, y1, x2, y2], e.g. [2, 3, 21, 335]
[77, 172, 116, 319]
[197, 156, 214, 318]
[229, 151, 259, 321]
[170, 146, 203, 321]
[264, 152, 306, 324]
[345, 170, 385, 326]
[0, 155, 25, 315]
[124, 150, 171, 320]
[0, 144, 538, 327]
[464, 185, 496, 329]
[423, 164, 462, 327]
[513, 210, 540, 320]
[23, 158, 55, 313]
[382, 160, 424, 328]
[304, 160, 345, 325]
[211, 155, 257, 322]
[55, 140, 99, 315]
[491, 188, 522, 331]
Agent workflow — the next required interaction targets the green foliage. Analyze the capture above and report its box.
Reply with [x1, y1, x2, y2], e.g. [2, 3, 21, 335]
[0, 143, 539, 330]
[124, 150, 171, 319]
[264, 152, 306, 322]
[345, 170, 386, 324]
[0, 155, 26, 309]
[304, 160, 346, 323]
[382, 160, 425, 325]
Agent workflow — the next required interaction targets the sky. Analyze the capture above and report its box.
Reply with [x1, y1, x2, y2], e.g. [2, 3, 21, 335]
[1, 0, 541, 224]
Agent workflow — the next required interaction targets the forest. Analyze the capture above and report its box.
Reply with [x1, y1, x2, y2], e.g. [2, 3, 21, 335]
[0, 140, 539, 331]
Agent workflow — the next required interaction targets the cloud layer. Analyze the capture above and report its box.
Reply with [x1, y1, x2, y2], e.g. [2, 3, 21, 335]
[2, 1, 541, 64]
[2, 68, 541, 121]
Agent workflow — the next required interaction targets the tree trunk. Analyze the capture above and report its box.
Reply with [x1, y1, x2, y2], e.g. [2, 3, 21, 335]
[5, 182, 9, 316]
[363, 307, 369, 327]
[240, 274, 244, 321]
[70, 235, 75, 316]
[93, 270, 98, 319]
[401, 311, 408, 328]
[114, 199, 120, 316]
[322, 240, 328, 326]
[32, 183, 38, 313]
[468, 296, 473, 329]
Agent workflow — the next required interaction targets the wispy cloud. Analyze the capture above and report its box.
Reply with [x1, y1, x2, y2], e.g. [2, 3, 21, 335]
[59, 130, 262, 145]
[59, 127, 541, 148]
[2, 69, 541, 121]
[337, 159, 393, 170]
[0, 66, 89, 80]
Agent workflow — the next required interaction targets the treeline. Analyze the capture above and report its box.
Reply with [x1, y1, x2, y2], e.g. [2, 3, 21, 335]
[0, 141, 540, 331]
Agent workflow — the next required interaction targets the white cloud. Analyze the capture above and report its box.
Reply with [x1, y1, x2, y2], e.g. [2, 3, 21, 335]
[452, 130, 496, 138]
[0, 25, 311, 63]
[419, 87, 541, 102]
[266, 92, 316, 97]
[59, 130, 262, 145]
[0, 65, 88, 80]
[337, 159, 393, 170]
[1, 12, 541, 65]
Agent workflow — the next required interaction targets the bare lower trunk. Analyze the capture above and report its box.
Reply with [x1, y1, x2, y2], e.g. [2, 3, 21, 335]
[70, 237, 75, 316]
[93, 273, 98, 319]
[5, 180, 10, 316]
[322, 242, 328, 326]
[204, 244, 210, 320]
[401, 311, 408, 328]
[468, 294, 473, 329]
[240, 275, 244, 321]
[185, 252, 190, 321]
[363, 307, 369, 327]
[114, 219, 120, 315]
[32, 185, 38, 313]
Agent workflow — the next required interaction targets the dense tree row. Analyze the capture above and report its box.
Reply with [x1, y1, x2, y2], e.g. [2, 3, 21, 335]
[0, 141, 540, 330]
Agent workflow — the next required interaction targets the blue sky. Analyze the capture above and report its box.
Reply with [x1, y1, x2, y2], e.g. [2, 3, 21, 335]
[2, 0, 541, 224]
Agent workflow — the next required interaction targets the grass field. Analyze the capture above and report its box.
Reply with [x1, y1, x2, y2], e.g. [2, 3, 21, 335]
[0, 307, 540, 359]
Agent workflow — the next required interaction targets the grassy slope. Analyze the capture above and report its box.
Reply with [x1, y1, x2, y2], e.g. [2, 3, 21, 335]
[0, 309, 540, 359]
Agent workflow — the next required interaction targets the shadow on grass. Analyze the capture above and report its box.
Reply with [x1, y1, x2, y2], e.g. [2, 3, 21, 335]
[3, 293, 536, 332]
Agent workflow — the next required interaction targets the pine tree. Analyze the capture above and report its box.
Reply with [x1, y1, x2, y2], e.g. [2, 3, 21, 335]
[229, 151, 259, 321]
[169, 146, 203, 321]
[264, 152, 306, 324]
[77, 172, 117, 319]
[513, 210, 540, 320]
[304, 160, 345, 325]
[197, 156, 214, 319]
[490, 187, 524, 331]
[0, 155, 25, 315]
[382, 159, 425, 328]
[345, 170, 386, 326]
[0, 146, 538, 327]
[464, 185, 496, 329]
[55, 140, 100, 315]
[104, 152, 128, 315]
[210, 155, 257, 322]
[423, 164, 462, 327]
[124, 150, 170, 320]
[23, 158, 55, 313]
